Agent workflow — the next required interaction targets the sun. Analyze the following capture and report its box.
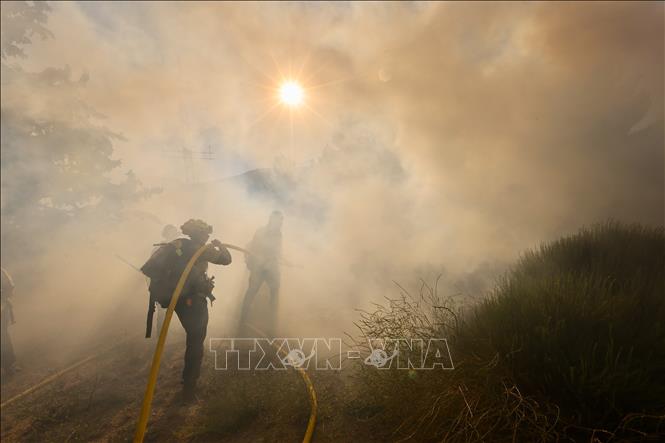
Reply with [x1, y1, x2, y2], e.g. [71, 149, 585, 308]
[279, 81, 304, 107]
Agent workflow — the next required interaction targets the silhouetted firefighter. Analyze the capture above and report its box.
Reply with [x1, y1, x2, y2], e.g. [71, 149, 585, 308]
[141, 219, 231, 402]
[239, 211, 283, 334]
[1, 267, 18, 379]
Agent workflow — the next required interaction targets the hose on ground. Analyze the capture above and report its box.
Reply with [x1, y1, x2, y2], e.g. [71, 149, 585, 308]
[246, 323, 317, 443]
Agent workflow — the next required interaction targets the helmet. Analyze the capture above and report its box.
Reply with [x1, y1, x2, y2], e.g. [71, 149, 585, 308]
[180, 219, 212, 238]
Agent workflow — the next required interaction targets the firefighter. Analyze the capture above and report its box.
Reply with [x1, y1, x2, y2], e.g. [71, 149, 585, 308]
[141, 219, 231, 402]
[239, 211, 283, 334]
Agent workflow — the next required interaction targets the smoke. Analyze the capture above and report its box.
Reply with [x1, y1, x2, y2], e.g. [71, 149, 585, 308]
[1, 2, 663, 360]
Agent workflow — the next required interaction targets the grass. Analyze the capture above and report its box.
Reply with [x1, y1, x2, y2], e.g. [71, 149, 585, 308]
[353, 221, 665, 441]
[191, 360, 310, 442]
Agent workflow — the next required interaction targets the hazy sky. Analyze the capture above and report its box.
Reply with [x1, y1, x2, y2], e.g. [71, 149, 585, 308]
[16, 1, 662, 220]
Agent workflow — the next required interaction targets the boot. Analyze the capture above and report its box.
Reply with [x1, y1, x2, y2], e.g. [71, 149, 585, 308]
[181, 381, 198, 404]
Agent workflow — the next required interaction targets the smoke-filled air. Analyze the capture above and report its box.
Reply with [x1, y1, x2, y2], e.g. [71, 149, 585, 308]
[1, 2, 663, 442]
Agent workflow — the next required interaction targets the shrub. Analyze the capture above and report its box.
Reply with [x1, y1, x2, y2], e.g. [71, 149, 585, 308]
[354, 222, 665, 441]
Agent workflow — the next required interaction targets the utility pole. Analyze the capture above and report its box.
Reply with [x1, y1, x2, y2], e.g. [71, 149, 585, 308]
[161, 145, 215, 184]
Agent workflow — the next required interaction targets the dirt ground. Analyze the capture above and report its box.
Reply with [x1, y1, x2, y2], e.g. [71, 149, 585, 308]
[1, 334, 392, 442]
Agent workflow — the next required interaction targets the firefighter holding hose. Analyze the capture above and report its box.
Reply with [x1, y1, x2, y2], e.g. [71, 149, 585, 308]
[141, 219, 231, 403]
[239, 210, 284, 334]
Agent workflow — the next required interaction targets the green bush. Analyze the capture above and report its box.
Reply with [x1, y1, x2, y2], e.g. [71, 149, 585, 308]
[465, 222, 665, 424]
[355, 222, 665, 441]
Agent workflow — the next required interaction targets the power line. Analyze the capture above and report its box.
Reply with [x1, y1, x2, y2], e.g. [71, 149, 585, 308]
[159, 145, 216, 184]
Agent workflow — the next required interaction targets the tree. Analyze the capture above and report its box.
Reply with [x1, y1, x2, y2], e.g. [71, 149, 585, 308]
[1, 2, 155, 259]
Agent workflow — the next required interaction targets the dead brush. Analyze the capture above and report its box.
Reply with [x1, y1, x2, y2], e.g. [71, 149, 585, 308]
[348, 277, 563, 442]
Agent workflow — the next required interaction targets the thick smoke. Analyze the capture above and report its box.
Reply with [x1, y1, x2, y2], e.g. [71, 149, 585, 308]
[1, 2, 662, 360]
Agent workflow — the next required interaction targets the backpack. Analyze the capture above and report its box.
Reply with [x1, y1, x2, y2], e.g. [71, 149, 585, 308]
[141, 239, 190, 308]
[142, 239, 194, 338]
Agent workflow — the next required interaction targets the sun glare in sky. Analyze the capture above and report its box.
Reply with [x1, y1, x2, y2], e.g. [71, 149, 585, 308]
[279, 81, 305, 107]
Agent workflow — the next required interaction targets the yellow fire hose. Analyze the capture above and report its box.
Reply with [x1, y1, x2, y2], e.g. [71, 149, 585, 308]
[153, 243, 250, 256]
[246, 323, 318, 443]
[134, 243, 209, 443]
[134, 241, 317, 442]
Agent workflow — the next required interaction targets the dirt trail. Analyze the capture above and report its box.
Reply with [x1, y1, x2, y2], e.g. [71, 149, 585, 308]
[1, 337, 389, 442]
